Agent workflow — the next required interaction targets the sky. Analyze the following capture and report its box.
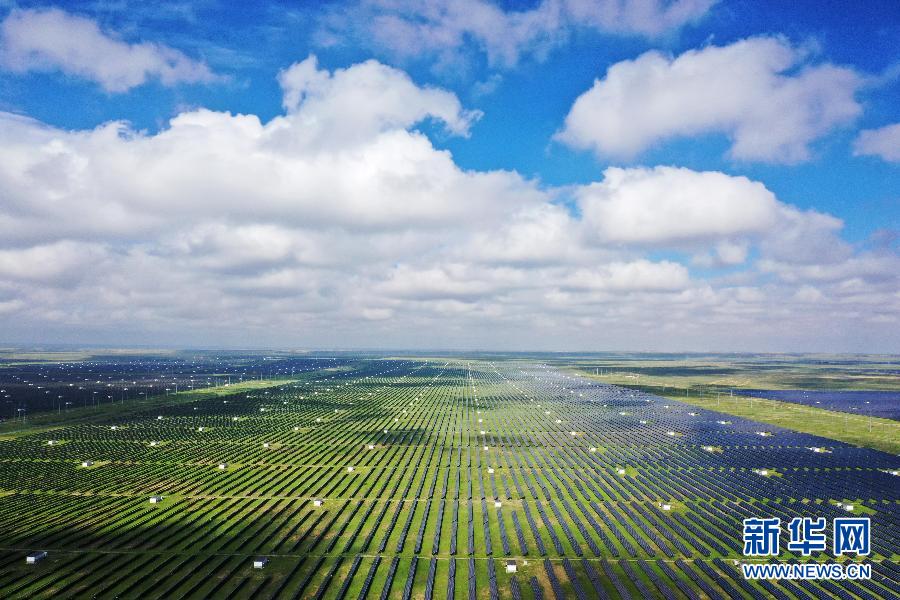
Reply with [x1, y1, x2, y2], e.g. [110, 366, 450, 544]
[0, 0, 898, 352]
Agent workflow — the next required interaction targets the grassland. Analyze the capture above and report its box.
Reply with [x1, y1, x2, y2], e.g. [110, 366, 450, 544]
[656, 388, 897, 455]
[570, 354, 900, 454]
[0, 348, 181, 364]
[677, 393, 900, 455]
[562, 353, 900, 391]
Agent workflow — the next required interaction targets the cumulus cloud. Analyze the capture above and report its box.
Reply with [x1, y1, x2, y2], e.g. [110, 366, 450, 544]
[0, 57, 520, 240]
[758, 205, 849, 266]
[0, 241, 107, 286]
[557, 37, 862, 162]
[0, 8, 215, 92]
[460, 204, 588, 266]
[0, 56, 895, 351]
[563, 260, 691, 291]
[277, 55, 481, 145]
[853, 123, 900, 162]
[319, 0, 716, 69]
[576, 166, 780, 246]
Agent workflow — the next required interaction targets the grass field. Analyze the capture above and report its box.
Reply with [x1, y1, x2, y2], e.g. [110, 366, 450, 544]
[563, 353, 900, 391]
[0, 356, 897, 599]
[570, 354, 900, 454]
[665, 392, 898, 455]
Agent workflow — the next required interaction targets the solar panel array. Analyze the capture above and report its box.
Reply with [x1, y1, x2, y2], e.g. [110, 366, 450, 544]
[0, 357, 897, 598]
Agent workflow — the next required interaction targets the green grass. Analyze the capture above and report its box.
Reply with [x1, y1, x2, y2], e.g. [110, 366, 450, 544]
[0, 348, 181, 365]
[571, 357, 899, 454]
[659, 391, 900, 455]
[565, 354, 900, 391]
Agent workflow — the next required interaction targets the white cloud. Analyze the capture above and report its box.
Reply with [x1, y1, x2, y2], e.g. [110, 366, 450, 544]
[759, 253, 900, 285]
[564, 0, 717, 36]
[564, 260, 690, 291]
[853, 123, 900, 162]
[0, 8, 215, 92]
[319, 0, 716, 69]
[0, 67, 520, 241]
[277, 55, 481, 146]
[376, 264, 513, 301]
[576, 166, 780, 246]
[713, 241, 749, 266]
[557, 37, 862, 162]
[793, 285, 824, 303]
[0, 241, 106, 285]
[758, 205, 848, 266]
[0, 56, 896, 351]
[460, 204, 587, 266]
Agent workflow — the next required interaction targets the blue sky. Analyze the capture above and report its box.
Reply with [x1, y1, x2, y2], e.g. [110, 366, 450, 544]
[0, 1, 898, 351]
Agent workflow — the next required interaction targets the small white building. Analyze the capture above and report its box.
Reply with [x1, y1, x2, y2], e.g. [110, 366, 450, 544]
[253, 557, 269, 569]
[150, 441, 159, 447]
[494, 501, 502, 508]
[589, 447, 597, 453]
[505, 561, 517, 573]
[487, 467, 495, 474]
[661, 504, 672, 511]
[26, 551, 47, 564]
[313, 498, 324, 507]
[263, 442, 270, 448]
[617, 468, 626, 475]
[47, 440, 56, 446]
[149, 495, 164, 504]
[347, 466, 354, 473]
[218, 463, 228, 470]
[81, 461, 93, 468]
[367, 444, 375, 450]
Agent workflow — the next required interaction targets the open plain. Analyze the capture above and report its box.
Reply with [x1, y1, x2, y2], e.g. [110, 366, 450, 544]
[1, 354, 898, 599]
